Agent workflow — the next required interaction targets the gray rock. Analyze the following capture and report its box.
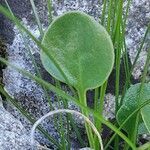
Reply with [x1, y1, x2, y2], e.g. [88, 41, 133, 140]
[3, 25, 59, 148]
[1, 0, 103, 148]
[1, 0, 149, 149]
[126, 0, 149, 79]
[103, 94, 115, 120]
[0, 96, 2, 107]
[0, 96, 34, 150]
[79, 148, 93, 150]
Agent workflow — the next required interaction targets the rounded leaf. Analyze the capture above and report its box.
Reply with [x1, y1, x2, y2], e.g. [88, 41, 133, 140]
[41, 11, 114, 91]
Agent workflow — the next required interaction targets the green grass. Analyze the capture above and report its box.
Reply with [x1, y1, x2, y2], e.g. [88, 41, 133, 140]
[0, 0, 149, 149]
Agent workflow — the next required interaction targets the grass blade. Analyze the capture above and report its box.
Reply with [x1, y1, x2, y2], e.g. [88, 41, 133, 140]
[29, 0, 44, 37]
[0, 85, 61, 148]
[47, 0, 52, 23]
[0, 57, 137, 149]
[0, 5, 77, 97]
[105, 99, 150, 150]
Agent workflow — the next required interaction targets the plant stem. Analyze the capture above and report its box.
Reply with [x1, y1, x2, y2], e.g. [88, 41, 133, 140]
[101, 0, 107, 26]
[78, 89, 95, 149]
[0, 57, 137, 149]
[99, 81, 108, 129]
[29, 0, 44, 37]
[94, 87, 100, 150]
[107, 0, 113, 33]
[47, 0, 52, 24]
[132, 24, 150, 72]
[114, 135, 119, 150]
[55, 81, 67, 149]
[137, 141, 150, 150]
[94, 88, 99, 112]
[56, 81, 84, 148]
[94, 81, 108, 149]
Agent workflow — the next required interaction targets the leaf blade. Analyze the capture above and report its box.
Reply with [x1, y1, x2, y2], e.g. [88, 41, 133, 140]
[41, 11, 114, 91]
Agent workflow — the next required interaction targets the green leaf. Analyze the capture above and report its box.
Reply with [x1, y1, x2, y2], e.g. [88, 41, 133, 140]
[117, 83, 150, 134]
[0, 6, 136, 149]
[41, 11, 114, 91]
[141, 105, 150, 133]
[138, 122, 149, 134]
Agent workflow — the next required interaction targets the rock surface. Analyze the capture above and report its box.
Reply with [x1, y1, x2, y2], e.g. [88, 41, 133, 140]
[126, 0, 149, 79]
[0, 96, 34, 150]
[0, 0, 149, 149]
